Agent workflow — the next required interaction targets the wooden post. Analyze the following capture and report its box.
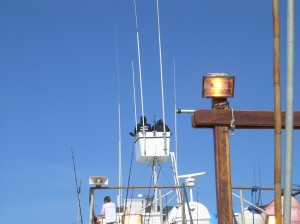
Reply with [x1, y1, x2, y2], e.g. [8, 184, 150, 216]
[214, 125, 233, 224]
[210, 98, 233, 224]
[191, 109, 300, 223]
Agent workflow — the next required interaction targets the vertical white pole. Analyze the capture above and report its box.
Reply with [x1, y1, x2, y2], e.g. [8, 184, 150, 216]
[239, 190, 245, 224]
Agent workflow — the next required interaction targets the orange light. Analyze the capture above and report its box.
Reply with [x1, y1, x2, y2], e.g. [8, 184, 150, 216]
[202, 73, 235, 98]
[266, 215, 276, 224]
[265, 215, 283, 224]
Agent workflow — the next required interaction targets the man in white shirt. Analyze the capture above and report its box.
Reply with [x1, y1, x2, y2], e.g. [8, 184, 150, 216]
[98, 196, 116, 224]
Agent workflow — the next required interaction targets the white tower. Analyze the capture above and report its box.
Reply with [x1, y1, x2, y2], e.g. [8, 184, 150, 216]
[133, 130, 171, 212]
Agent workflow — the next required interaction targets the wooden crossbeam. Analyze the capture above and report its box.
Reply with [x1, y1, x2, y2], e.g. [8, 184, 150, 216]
[192, 110, 300, 129]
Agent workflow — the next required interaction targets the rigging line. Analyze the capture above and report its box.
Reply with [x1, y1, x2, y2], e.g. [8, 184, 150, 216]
[156, 0, 167, 143]
[258, 159, 262, 205]
[254, 161, 256, 187]
[253, 161, 258, 205]
[173, 58, 178, 168]
[71, 148, 83, 224]
[131, 61, 138, 132]
[115, 26, 122, 207]
[142, 163, 155, 224]
[133, 0, 145, 123]
[159, 166, 173, 186]
[145, 168, 154, 223]
[124, 144, 135, 215]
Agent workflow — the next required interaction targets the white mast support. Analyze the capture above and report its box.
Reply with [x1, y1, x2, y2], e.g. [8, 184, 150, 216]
[159, 188, 164, 224]
[153, 161, 158, 212]
[89, 189, 95, 224]
[232, 192, 269, 215]
[170, 152, 181, 203]
[189, 186, 194, 202]
[135, 190, 175, 214]
[116, 28, 122, 208]
[239, 189, 246, 224]
[156, 0, 167, 150]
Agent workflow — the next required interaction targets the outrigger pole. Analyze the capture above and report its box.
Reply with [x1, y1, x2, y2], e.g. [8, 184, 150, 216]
[272, 0, 282, 223]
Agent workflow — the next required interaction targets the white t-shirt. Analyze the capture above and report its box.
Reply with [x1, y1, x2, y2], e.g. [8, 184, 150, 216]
[100, 202, 116, 223]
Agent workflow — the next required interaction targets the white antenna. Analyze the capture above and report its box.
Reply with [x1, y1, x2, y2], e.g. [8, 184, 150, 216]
[156, 0, 168, 153]
[156, 0, 165, 130]
[116, 27, 122, 207]
[132, 61, 138, 131]
[133, 0, 145, 123]
[178, 172, 205, 202]
[173, 58, 178, 167]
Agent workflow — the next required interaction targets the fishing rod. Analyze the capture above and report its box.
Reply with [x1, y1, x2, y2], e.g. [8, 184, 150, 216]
[71, 148, 83, 224]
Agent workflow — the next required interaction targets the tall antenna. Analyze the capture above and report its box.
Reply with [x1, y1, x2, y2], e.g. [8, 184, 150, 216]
[115, 27, 122, 207]
[156, 0, 166, 133]
[71, 148, 83, 224]
[173, 58, 178, 168]
[132, 61, 138, 130]
[133, 0, 145, 122]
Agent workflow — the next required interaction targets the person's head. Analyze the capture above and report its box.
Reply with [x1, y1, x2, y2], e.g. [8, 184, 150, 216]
[157, 119, 163, 125]
[104, 196, 111, 203]
[140, 116, 147, 123]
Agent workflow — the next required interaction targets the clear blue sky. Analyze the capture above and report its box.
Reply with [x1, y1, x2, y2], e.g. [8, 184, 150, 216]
[0, 0, 299, 223]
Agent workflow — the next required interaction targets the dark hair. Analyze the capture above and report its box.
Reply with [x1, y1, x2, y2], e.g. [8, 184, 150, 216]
[140, 116, 147, 123]
[104, 196, 111, 202]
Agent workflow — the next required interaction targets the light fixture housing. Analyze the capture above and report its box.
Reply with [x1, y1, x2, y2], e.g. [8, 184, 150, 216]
[202, 73, 235, 98]
[265, 215, 284, 224]
[266, 215, 276, 224]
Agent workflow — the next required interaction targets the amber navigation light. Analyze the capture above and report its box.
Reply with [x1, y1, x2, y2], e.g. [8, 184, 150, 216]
[202, 73, 235, 98]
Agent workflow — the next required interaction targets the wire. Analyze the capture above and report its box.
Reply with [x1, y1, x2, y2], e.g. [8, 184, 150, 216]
[124, 144, 135, 214]
[71, 148, 83, 224]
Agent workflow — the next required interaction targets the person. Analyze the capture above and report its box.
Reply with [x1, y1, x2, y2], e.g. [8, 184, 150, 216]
[132, 116, 152, 135]
[153, 119, 170, 132]
[98, 196, 116, 224]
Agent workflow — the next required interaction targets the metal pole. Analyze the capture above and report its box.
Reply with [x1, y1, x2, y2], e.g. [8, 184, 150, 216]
[182, 187, 186, 224]
[272, 0, 282, 223]
[283, 0, 295, 223]
[239, 190, 245, 224]
[89, 189, 95, 224]
[176, 109, 196, 114]
[159, 188, 163, 224]
[153, 161, 158, 212]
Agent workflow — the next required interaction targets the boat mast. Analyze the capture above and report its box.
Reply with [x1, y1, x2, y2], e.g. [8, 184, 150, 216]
[283, 0, 295, 223]
[272, 0, 282, 223]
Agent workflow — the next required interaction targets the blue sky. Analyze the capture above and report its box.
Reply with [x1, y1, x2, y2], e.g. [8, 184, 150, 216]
[0, 0, 299, 223]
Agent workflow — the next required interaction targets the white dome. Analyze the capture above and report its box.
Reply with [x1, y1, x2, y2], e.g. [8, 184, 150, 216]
[166, 202, 211, 224]
[235, 207, 265, 224]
